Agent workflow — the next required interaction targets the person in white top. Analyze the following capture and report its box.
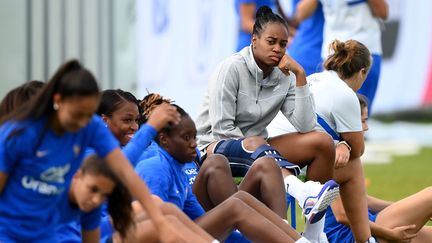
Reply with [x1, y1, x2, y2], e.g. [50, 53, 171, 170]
[269, 39, 375, 243]
[319, 0, 388, 114]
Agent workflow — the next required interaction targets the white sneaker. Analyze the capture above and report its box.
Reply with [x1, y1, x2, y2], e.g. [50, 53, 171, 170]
[302, 180, 339, 224]
[302, 231, 329, 243]
[319, 232, 329, 243]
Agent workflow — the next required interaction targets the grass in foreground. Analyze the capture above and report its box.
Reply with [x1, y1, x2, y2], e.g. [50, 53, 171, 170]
[289, 147, 432, 231]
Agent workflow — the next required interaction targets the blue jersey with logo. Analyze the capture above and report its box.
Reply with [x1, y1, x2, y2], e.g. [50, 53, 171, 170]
[0, 115, 118, 242]
[57, 124, 157, 241]
[140, 145, 250, 243]
[135, 145, 205, 220]
[55, 191, 102, 243]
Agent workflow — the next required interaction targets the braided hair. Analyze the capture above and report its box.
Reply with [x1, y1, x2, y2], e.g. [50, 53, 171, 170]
[139, 93, 172, 125]
[139, 93, 189, 144]
[253, 6, 288, 37]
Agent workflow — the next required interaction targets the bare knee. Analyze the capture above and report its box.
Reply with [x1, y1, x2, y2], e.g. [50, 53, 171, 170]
[201, 154, 231, 175]
[224, 197, 248, 219]
[311, 132, 334, 152]
[250, 157, 280, 174]
[243, 136, 267, 151]
[232, 190, 251, 201]
[307, 132, 335, 167]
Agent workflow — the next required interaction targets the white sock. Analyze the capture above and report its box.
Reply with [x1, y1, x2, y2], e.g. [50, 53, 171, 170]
[303, 216, 325, 242]
[295, 236, 311, 243]
[284, 175, 307, 206]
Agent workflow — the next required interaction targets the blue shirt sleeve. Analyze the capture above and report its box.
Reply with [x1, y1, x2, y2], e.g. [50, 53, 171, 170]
[135, 156, 171, 201]
[55, 221, 82, 243]
[87, 115, 119, 158]
[100, 215, 114, 240]
[122, 124, 157, 167]
[80, 206, 101, 231]
[0, 122, 28, 173]
[183, 185, 205, 220]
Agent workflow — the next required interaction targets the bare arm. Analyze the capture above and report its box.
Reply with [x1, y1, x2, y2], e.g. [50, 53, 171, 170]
[368, 0, 388, 20]
[0, 172, 7, 193]
[82, 228, 100, 243]
[294, 0, 319, 24]
[340, 131, 365, 159]
[367, 195, 393, 214]
[239, 3, 256, 33]
[331, 197, 388, 235]
[331, 197, 417, 241]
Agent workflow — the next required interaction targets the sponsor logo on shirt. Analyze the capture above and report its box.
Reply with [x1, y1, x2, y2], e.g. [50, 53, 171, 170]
[21, 163, 71, 195]
[21, 176, 64, 195]
[188, 176, 196, 185]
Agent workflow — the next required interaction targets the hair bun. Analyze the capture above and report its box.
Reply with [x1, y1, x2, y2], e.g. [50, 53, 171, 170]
[256, 6, 273, 19]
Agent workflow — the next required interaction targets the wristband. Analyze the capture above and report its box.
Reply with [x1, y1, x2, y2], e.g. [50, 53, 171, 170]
[337, 140, 351, 152]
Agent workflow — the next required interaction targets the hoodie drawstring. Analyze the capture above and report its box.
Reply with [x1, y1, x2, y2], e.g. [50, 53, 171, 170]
[255, 68, 259, 104]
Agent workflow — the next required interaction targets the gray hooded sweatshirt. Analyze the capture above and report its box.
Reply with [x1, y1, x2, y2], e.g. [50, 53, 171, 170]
[195, 46, 316, 149]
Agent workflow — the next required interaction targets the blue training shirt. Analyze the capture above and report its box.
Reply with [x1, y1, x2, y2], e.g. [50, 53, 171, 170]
[57, 123, 158, 241]
[135, 145, 205, 220]
[55, 190, 102, 243]
[0, 115, 118, 242]
[140, 145, 251, 243]
[122, 124, 157, 166]
[324, 207, 377, 243]
[288, 0, 324, 76]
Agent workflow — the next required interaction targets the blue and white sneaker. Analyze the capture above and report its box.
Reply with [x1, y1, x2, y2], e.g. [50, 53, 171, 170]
[302, 180, 339, 224]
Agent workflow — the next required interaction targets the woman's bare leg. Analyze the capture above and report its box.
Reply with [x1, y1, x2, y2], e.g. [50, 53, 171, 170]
[193, 154, 238, 210]
[115, 215, 210, 243]
[232, 191, 300, 239]
[195, 145, 287, 218]
[375, 187, 432, 235]
[412, 226, 432, 243]
[159, 203, 216, 242]
[238, 157, 287, 218]
[268, 131, 335, 183]
[133, 199, 215, 242]
[334, 157, 371, 242]
[195, 196, 298, 243]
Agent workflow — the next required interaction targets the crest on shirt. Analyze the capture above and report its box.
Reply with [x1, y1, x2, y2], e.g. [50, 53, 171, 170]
[73, 145, 81, 157]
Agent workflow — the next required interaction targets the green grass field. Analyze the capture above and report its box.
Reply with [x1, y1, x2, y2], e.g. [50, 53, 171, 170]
[289, 147, 432, 231]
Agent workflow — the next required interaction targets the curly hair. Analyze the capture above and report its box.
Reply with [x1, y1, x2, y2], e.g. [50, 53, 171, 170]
[139, 93, 172, 124]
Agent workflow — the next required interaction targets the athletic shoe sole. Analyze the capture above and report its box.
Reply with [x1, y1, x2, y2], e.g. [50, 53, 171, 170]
[303, 180, 339, 224]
